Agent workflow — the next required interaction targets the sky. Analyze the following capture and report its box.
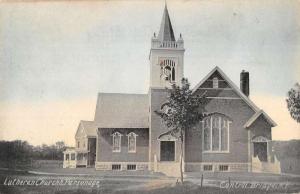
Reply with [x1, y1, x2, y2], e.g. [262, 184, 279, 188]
[0, 0, 299, 146]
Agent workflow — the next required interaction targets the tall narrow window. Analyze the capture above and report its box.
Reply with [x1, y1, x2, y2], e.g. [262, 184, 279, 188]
[212, 116, 220, 151]
[112, 132, 122, 152]
[127, 132, 138, 153]
[213, 77, 218, 88]
[203, 118, 211, 151]
[221, 119, 229, 151]
[203, 114, 230, 152]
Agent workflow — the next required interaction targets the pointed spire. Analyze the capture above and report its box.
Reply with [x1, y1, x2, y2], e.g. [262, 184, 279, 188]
[158, 4, 175, 41]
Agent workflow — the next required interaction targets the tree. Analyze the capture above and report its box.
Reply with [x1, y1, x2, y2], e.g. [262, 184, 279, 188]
[286, 83, 300, 123]
[55, 141, 65, 150]
[155, 78, 206, 184]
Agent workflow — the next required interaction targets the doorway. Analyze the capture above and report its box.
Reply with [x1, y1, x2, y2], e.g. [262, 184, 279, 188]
[160, 141, 175, 161]
[253, 142, 267, 162]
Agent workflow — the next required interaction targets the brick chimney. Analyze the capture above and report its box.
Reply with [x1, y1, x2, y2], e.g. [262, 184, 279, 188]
[240, 70, 249, 97]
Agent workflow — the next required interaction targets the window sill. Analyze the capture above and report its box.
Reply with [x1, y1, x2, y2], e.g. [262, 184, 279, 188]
[112, 150, 121, 153]
[128, 151, 136, 153]
[202, 151, 230, 154]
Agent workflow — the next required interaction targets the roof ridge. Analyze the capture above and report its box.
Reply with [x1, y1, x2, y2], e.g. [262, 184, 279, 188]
[80, 120, 94, 123]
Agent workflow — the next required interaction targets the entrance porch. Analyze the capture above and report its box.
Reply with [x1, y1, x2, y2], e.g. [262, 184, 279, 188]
[251, 136, 281, 174]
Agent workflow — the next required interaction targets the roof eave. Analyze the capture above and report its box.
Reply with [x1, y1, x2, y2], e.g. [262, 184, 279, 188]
[243, 110, 277, 129]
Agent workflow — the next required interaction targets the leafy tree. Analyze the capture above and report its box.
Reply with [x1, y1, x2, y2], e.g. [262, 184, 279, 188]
[286, 83, 300, 123]
[155, 78, 206, 184]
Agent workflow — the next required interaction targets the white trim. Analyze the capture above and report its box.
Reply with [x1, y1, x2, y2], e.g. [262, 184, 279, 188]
[248, 130, 251, 172]
[210, 117, 213, 151]
[198, 88, 233, 90]
[219, 116, 221, 150]
[187, 162, 250, 165]
[244, 110, 277, 128]
[203, 151, 230, 154]
[206, 97, 241, 100]
[127, 132, 138, 153]
[96, 162, 149, 164]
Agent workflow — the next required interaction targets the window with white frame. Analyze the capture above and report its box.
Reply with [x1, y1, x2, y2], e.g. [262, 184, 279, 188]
[203, 114, 230, 152]
[212, 77, 218, 88]
[112, 132, 122, 152]
[127, 132, 138, 153]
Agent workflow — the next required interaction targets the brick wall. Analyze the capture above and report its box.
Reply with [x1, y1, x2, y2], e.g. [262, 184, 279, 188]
[97, 128, 149, 162]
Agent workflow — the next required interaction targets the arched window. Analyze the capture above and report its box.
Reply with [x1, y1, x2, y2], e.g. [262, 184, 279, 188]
[202, 113, 231, 152]
[127, 132, 138, 153]
[213, 77, 218, 88]
[112, 132, 122, 152]
[160, 59, 176, 82]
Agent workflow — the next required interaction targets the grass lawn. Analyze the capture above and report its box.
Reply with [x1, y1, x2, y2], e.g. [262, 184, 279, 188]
[0, 169, 299, 194]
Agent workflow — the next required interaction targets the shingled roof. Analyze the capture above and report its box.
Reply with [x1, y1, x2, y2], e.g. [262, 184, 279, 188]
[80, 120, 97, 136]
[94, 93, 149, 128]
[75, 120, 97, 138]
[158, 5, 175, 41]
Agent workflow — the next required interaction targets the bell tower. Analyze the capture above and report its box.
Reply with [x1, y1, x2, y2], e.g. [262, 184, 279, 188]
[149, 5, 185, 88]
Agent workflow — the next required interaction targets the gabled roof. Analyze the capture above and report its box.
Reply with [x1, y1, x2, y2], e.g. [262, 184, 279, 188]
[158, 5, 175, 41]
[244, 110, 277, 128]
[81, 120, 97, 136]
[94, 93, 149, 128]
[75, 120, 97, 137]
[192, 66, 276, 128]
[192, 66, 259, 112]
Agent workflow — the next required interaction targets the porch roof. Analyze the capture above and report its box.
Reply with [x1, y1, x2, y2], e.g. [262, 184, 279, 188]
[243, 110, 277, 128]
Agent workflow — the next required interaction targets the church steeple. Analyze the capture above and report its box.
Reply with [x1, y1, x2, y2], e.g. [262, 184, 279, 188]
[158, 5, 175, 41]
[149, 4, 185, 88]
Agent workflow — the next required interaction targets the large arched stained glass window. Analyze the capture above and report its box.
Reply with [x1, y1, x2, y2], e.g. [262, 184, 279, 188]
[202, 114, 231, 152]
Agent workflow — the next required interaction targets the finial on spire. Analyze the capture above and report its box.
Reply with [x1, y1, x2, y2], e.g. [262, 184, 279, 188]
[158, 1, 175, 41]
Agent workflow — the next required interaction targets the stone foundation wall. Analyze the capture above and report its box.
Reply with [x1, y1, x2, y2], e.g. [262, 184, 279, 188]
[95, 162, 149, 171]
[185, 162, 249, 172]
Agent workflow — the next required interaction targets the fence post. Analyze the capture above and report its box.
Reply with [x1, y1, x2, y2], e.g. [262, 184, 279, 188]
[200, 174, 203, 187]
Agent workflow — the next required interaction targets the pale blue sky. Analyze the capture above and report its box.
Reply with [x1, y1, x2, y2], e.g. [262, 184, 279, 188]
[0, 0, 299, 145]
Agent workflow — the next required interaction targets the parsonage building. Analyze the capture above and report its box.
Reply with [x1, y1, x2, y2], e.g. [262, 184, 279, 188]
[63, 5, 281, 176]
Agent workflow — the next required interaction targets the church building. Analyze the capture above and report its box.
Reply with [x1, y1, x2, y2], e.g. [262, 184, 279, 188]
[63, 5, 281, 175]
